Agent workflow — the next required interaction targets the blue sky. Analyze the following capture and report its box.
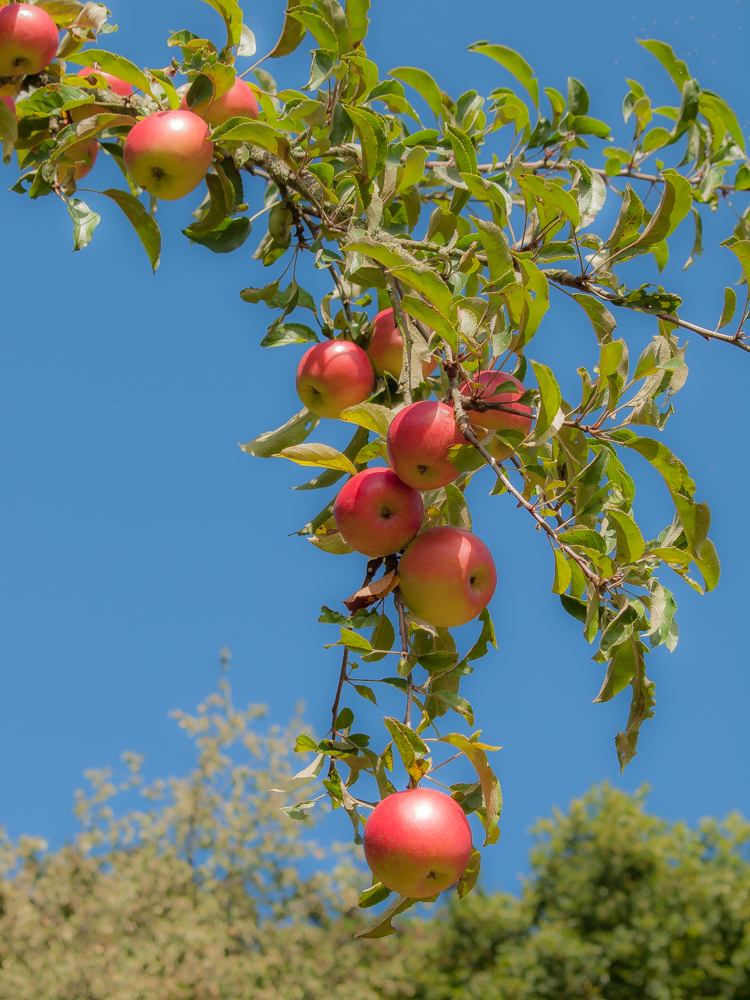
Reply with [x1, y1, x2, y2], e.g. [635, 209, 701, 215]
[0, 0, 748, 892]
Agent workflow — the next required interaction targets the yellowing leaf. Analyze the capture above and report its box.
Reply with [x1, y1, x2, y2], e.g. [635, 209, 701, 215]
[275, 443, 357, 474]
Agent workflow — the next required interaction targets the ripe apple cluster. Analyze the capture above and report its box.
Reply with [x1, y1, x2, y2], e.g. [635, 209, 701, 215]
[295, 313, 533, 630]
[0, 4, 259, 200]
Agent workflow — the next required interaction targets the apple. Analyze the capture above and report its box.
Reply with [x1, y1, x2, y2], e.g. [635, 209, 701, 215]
[363, 788, 473, 898]
[296, 340, 375, 419]
[123, 110, 214, 201]
[1, 94, 15, 115]
[181, 77, 259, 126]
[366, 308, 435, 379]
[76, 67, 134, 97]
[55, 137, 98, 182]
[387, 401, 464, 490]
[460, 370, 533, 462]
[334, 468, 424, 557]
[397, 525, 496, 627]
[0, 3, 59, 77]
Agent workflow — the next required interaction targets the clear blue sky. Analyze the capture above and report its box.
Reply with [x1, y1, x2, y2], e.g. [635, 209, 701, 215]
[0, 0, 748, 892]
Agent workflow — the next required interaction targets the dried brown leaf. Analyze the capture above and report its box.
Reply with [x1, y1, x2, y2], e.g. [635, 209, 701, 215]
[343, 570, 399, 615]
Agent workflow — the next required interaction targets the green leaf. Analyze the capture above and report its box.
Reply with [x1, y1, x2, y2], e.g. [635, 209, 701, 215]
[240, 280, 280, 304]
[445, 123, 477, 175]
[401, 295, 457, 354]
[720, 239, 750, 286]
[67, 198, 101, 251]
[594, 637, 639, 703]
[148, 69, 180, 110]
[456, 847, 481, 899]
[718, 287, 737, 329]
[389, 66, 444, 120]
[571, 294, 617, 343]
[567, 115, 611, 138]
[69, 49, 153, 97]
[211, 118, 292, 161]
[354, 894, 416, 939]
[567, 77, 589, 115]
[529, 360, 562, 444]
[352, 684, 378, 705]
[603, 184, 644, 250]
[638, 38, 690, 92]
[615, 650, 655, 772]
[346, 0, 370, 46]
[607, 509, 645, 562]
[558, 528, 605, 553]
[358, 881, 391, 909]
[183, 216, 252, 254]
[471, 216, 513, 283]
[275, 443, 357, 474]
[620, 168, 692, 256]
[438, 732, 501, 845]
[288, 7, 339, 52]
[101, 189, 161, 273]
[518, 175, 579, 228]
[0, 98, 18, 165]
[361, 613, 395, 663]
[383, 717, 430, 782]
[389, 265, 452, 316]
[342, 235, 409, 269]
[444, 483, 472, 531]
[260, 322, 320, 348]
[619, 435, 686, 492]
[335, 628, 373, 652]
[344, 104, 387, 180]
[516, 258, 549, 346]
[270, 752, 324, 793]
[240, 408, 320, 457]
[468, 41, 539, 107]
[701, 90, 745, 151]
[339, 401, 393, 436]
[552, 549, 572, 595]
[269, 1, 308, 58]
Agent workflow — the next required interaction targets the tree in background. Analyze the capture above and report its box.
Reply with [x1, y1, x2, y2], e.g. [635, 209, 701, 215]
[1, 0, 748, 930]
[0, 674, 749, 998]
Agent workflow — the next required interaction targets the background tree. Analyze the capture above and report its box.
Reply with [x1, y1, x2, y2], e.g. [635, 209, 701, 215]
[0, 0, 747, 929]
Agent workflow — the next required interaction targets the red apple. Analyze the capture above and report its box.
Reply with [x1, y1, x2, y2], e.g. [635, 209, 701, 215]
[123, 110, 214, 201]
[296, 340, 375, 419]
[397, 525, 496, 627]
[364, 788, 473, 898]
[334, 468, 424, 557]
[55, 138, 98, 182]
[0, 3, 59, 77]
[1, 93, 15, 116]
[181, 77, 259, 126]
[387, 401, 464, 490]
[76, 67, 133, 97]
[366, 308, 435, 379]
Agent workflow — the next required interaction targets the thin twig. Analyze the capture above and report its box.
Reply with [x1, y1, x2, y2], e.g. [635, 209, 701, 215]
[329, 647, 348, 737]
[383, 270, 414, 404]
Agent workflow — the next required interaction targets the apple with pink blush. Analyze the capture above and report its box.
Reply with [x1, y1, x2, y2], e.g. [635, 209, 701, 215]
[123, 110, 214, 201]
[296, 340, 374, 419]
[334, 468, 423, 557]
[0, 3, 59, 77]
[397, 525, 496, 628]
[366, 307, 436, 380]
[364, 787, 473, 898]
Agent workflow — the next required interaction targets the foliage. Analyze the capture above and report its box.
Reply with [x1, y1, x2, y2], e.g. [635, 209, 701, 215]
[2, 0, 748, 914]
[414, 784, 750, 999]
[1, 694, 750, 998]
[0, 665, 422, 999]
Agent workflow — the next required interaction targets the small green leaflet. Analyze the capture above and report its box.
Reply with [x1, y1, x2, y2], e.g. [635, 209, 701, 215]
[469, 42, 539, 107]
[101, 189, 161, 273]
[67, 198, 101, 251]
[274, 443, 357, 474]
[240, 408, 320, 458]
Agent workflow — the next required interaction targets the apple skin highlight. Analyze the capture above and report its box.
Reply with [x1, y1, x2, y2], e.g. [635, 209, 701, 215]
[397, 525, 497, 627]
[364, 788, 473, 898]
